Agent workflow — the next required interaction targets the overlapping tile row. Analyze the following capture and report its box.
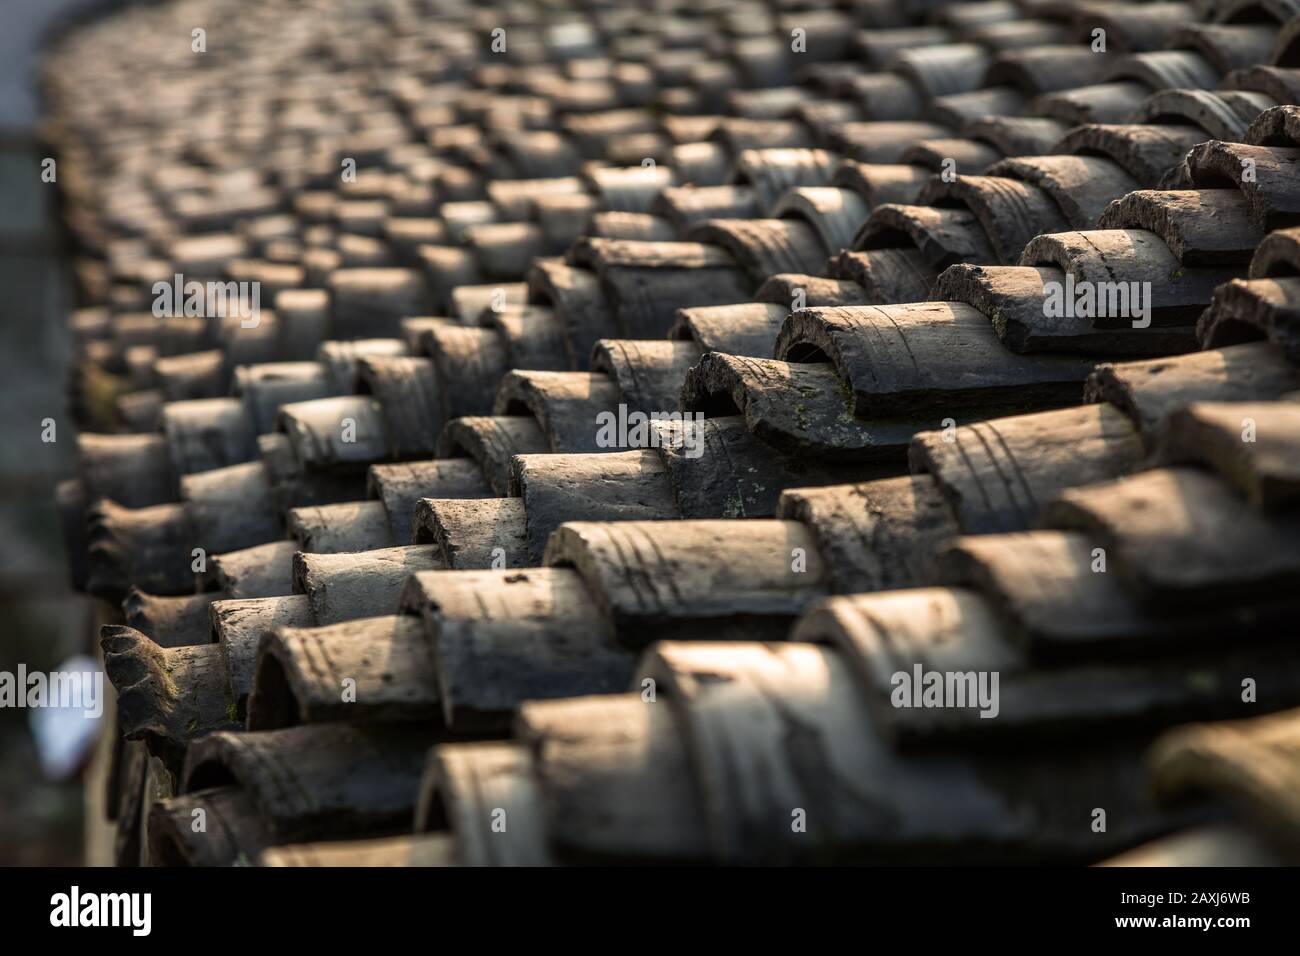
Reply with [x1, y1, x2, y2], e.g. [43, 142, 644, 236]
[53, 0, 919, 592]
[51, 0, 823, 423]
[79, 110, 1292, 619]
[65, 0, 1300, 580]
[68, 10, 1300, 608]
[109, 145, 1300, 863]
[40, 0, 1300, 864]
[59, 0, 1288, 422]
[245, 220, 1300, 867]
